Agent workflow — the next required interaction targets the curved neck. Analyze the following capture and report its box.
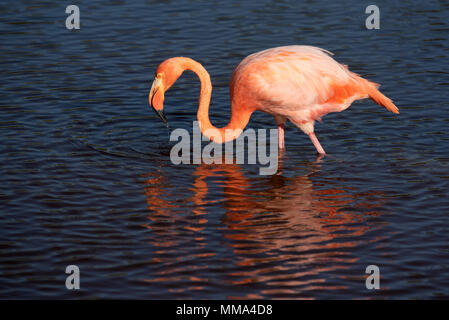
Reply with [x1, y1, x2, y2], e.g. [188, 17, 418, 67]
[181, 58, 252, 143]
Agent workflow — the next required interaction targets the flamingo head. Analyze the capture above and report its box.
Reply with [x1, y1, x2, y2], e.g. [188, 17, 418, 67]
[149, 58, 185, 127]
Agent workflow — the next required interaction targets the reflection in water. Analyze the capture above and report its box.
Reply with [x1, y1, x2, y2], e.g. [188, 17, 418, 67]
[142, 157, 387, 298]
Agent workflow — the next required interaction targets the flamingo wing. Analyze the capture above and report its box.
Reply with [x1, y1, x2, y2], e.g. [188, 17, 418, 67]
[231, 45, 397, 123]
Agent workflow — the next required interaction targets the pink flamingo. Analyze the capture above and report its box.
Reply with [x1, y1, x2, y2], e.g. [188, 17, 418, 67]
[149, 45, 399, 154]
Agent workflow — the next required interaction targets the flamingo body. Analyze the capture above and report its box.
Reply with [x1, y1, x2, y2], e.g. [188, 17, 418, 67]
[149, 45, 399, 154]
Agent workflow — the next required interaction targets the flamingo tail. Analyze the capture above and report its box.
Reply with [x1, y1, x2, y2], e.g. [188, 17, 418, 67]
[365, 81, 399, 114]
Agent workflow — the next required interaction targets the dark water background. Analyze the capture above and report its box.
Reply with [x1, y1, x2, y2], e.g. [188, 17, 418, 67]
[1, 0, 449, 299]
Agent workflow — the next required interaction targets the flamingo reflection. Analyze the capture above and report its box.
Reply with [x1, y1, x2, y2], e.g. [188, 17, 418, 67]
[142, 158, 386, 298]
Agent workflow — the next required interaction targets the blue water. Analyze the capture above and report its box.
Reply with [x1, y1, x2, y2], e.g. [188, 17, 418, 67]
[1, 0, 449, 299]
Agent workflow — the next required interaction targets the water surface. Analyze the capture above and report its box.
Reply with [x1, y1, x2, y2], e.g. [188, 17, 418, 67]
[1, 0, 449, 299]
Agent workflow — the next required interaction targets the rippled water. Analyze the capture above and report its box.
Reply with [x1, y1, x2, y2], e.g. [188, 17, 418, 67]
[1, 0, 449, 299]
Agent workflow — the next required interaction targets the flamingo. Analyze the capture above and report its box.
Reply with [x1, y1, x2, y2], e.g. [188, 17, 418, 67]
[149, 45, 399, 154]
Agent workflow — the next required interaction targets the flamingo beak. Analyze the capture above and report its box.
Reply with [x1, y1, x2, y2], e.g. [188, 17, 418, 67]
[154, 108, 168, 126]
[149, 77, 168, 127]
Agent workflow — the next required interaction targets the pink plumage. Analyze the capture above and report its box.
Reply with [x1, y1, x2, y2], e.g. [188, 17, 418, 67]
[230, 45, 399, 152]
[150, 45, 399, 154]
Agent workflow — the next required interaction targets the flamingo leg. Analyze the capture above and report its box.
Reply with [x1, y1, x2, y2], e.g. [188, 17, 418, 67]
[308, 132, 326, 155]
[274, 115, 286, 150]
[295, 120, 326, 155]
[278, 123, 285, 149]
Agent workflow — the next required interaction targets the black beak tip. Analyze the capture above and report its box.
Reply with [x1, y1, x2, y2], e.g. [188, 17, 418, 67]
[155, 109, 169, 128]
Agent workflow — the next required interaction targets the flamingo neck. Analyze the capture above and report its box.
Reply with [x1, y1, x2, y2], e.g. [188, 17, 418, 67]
[181, 58, 251, 143]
